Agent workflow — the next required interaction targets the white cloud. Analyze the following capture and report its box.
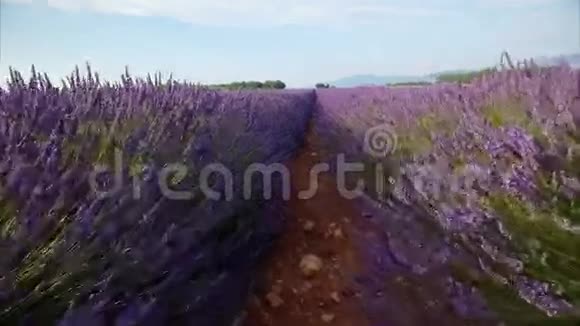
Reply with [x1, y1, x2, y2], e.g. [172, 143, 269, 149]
[476, 0, 567, 8]
[346, 4, 451, 17]
[3, 0, 454, 26]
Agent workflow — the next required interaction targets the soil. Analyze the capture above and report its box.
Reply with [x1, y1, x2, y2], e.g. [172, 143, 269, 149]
[242, 130, 370, 326]
[241, 130, 474, 326]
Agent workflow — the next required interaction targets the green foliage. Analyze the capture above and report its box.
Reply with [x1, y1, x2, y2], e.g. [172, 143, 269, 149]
[396, 134, 433, 158]
[0, 199, 18, 238]
[465, 102, 580, 321]
[481, 100, 550, 146]
[481, 101, 529, 128]
[1, 207, 96, 324]
[482, 192, 580, 306]
[264, 80, 286, 89]
[536, 174, 580, 226]
[315, 83, 331, 89]
[387, 81, 432, 87]
[417, 113, 459, 136]
[394, 112, 459, 159]
[210, 80, 286, 90]
[451, 261, 580, 325]
[436, 68, 496, 84]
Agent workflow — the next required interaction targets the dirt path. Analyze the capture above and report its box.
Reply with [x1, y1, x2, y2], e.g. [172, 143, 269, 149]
[241, 130, 472, 326]
[241, 130, 369, 326]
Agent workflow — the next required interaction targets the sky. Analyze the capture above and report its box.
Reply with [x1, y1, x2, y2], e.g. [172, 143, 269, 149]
[0, 0, 578, 87]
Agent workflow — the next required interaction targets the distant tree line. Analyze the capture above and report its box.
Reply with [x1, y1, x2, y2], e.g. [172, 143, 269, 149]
[387, 81, 432, 87]
[315, 83, 334, 89]
[435, 67, 496, 84]
[210, 80, 286, 90]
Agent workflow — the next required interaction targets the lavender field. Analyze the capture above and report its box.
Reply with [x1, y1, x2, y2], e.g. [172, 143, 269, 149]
[314, 63, 580, 324]
[1, 61, 580, 325]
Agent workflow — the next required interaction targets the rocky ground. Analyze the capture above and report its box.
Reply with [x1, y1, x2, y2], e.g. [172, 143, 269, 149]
[241, 132, 479, 326]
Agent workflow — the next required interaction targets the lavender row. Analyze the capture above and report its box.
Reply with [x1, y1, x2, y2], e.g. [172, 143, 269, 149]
[314, 63, 580, 322]
[0, 66, 315, 325]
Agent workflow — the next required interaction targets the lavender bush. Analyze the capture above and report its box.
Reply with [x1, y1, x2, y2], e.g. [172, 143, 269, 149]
[0, 66, 314, 325]
[314, 60, 580, 323]
[2, 58, 580, 325]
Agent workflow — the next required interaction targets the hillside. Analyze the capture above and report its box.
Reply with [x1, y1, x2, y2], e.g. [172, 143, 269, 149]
[327, 74, 434, 88]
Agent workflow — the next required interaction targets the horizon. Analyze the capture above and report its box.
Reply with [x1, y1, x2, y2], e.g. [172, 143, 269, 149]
[1, 0, 579, 87]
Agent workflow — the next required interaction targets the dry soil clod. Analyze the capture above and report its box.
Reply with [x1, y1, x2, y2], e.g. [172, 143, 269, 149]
[299, 254, 324, 278]
[321, 313, 335, 323]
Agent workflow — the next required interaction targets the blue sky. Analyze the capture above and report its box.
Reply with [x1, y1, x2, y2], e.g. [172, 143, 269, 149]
[0, 0, 578, 87]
